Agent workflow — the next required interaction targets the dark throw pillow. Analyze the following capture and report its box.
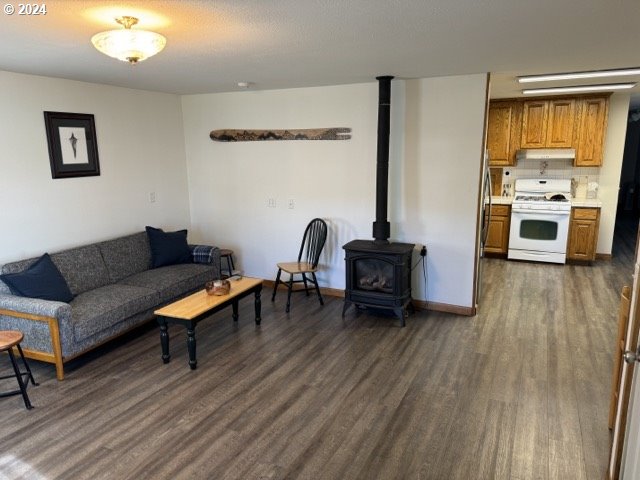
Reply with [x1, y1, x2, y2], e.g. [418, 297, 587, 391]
[145, 226, 192, 268]
[0, 253, 74, 302]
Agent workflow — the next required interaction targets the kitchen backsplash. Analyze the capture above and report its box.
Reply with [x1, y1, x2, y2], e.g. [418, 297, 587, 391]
[495, 159, 600, 196]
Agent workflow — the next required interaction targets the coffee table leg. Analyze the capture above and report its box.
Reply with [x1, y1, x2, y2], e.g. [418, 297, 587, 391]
[187, 325, 197, 370]
[158, 318, 170, 364]
[232, 300, 239, 322]
[255, 287, 262, 325]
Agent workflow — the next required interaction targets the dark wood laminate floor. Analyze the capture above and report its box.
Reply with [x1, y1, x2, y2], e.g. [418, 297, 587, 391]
[0, 222, 636, 479]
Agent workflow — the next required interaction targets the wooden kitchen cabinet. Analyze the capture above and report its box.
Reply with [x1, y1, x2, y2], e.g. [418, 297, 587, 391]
[521, 100, 548, 148]
[484, 204, 511, 255]
[547, 99, 576, 147]
[487, 101, 521, 166]
[521, 99, 575, 149]
[574, 96, 608, 166]
[567, 207, 600, 261]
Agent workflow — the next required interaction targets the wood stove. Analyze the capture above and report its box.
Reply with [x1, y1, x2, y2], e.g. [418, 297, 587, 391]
[343, 240, 413, 325]
[342, 76, 414, 325]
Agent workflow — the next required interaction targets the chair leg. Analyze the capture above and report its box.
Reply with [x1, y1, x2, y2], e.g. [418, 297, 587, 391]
[311, 272, 324, 306]
[286, 274, 294, 313]
[302, 273, 310, 296]
[17, 344, 38, 386]
[272, 269, 282, 301]
[7, 348, 32, 410]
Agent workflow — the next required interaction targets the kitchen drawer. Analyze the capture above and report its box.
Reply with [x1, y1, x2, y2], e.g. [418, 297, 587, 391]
[490, 205, 511, 217]
[573, 208, 599, 220]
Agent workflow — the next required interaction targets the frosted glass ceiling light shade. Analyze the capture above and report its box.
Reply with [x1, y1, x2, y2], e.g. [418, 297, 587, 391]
[91, 16, 166, 64]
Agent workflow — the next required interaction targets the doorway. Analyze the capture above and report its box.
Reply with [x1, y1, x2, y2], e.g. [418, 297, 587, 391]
[613, 107, 640, 259]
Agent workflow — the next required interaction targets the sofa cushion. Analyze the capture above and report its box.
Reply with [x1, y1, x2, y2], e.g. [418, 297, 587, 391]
[70, 284, 159, 341]
[0, 253, 74, 302]
[97, 232, 152, 283]
[146, 226, 191, 268]
[50, 245, 111, 296]
[119, 263, 216, 303]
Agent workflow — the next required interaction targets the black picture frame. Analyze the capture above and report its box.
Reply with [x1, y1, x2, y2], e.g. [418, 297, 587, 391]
[44, 111, 100, 179]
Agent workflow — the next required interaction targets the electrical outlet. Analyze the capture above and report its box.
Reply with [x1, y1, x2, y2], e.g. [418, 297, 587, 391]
[288, 199, 295, 209]
[268, 198, 276, 208]
[420, 245, 427, 257]
[149, 192, 156, 203]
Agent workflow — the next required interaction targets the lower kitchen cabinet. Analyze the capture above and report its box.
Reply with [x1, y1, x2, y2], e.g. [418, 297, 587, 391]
[485, 204, 511, 255]
[567, 207, 600, 261]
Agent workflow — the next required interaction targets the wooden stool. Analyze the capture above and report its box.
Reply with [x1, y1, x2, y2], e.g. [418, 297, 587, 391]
[0, 331, 38, 409]
[220, 249, 235, 278]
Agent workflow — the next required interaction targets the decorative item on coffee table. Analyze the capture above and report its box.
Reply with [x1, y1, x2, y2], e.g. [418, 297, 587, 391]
[205, 279, 230, 295]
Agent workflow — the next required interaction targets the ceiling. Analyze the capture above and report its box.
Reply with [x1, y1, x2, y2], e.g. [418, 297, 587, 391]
[1, 0, 640, 107]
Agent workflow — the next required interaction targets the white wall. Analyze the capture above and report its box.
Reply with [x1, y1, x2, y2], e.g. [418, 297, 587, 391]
[399, 76, 488, 308]
[0, 71, 191, 264]
[598, 92, 631, 254]
[182, 74, 488, 308]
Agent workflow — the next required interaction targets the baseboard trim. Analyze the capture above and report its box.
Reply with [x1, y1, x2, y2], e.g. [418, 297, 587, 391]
[411, 299, 475, 316]
[262, 279, 473, 315]
[596, 253, 612, 260]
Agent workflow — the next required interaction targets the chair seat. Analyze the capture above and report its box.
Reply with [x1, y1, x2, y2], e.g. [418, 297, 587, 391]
[0, 331, 24, 351]
[277, 262, 317, 274]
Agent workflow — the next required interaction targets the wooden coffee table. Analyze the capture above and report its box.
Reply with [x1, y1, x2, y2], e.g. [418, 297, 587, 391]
[154, 277, 262, 370]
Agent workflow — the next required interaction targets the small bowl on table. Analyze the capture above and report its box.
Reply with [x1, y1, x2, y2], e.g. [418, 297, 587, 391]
[205, 279, 231, 296]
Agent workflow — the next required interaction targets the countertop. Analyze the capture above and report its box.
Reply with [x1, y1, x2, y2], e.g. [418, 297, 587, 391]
[490, 196, 602, 208]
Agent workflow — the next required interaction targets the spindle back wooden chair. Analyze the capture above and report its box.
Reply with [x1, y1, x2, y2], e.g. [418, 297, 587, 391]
[271, 218, 328, 313]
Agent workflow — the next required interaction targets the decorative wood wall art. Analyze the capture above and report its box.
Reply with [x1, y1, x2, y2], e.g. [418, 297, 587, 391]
[209, 127, 351, 142]
[44, 111, 100, 179]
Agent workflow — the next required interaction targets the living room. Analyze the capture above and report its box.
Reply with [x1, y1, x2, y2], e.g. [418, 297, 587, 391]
[1, 1, 640, 479]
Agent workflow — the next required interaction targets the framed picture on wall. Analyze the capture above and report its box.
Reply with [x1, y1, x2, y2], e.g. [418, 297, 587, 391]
[44, 111, 100, 179]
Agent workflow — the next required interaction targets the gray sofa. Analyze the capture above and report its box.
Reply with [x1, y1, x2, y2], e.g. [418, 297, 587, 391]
[0, 232, 220, 380]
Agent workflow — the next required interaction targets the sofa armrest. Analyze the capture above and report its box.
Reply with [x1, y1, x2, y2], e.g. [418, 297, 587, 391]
[0, 293, 70, 320]
[0, 293, 69, 380]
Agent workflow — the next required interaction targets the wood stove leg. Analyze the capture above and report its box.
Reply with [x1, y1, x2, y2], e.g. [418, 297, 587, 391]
[342, 300, 352, 317]
[394, 308, 407, 327]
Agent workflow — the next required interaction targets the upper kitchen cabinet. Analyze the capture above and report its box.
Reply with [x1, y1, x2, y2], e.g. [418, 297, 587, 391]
[521, 100, 548, 147]
[521, 99, 575, 148]
[574, 96, 609, 167]
[489, 94, 609, 167]
[487, 101, 521, 166]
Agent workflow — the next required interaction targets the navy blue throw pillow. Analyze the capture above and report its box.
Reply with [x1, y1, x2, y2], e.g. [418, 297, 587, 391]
[145, 226, 192, 268]
[0, 253, 74, 302]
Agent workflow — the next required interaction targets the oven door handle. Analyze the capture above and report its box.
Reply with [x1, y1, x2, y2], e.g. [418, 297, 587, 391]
[512, 207, 570, 216]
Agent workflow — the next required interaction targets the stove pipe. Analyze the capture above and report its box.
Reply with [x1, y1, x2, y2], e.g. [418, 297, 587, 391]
[372, 75, 394, 244]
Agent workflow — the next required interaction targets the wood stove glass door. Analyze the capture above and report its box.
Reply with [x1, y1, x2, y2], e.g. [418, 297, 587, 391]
[354, 258, 394, 294]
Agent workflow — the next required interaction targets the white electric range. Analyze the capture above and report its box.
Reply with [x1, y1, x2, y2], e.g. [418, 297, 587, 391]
[508, 178, 572, 264]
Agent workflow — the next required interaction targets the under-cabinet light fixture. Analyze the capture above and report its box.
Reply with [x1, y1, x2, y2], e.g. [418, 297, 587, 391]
[522, 83, 636, 95]
[518, 68, 640, 83]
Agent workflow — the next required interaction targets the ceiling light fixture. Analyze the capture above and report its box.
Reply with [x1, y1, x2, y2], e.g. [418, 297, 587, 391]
[518, 67, 640, 83]
[522, 83, 636, 95]
[91, 16, 166, 64]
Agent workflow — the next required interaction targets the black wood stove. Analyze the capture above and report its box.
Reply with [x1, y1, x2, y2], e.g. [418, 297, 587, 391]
[342, 76, 414, 325]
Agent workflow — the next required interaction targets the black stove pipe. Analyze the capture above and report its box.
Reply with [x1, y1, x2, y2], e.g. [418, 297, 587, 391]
[372, 75, 394, 244]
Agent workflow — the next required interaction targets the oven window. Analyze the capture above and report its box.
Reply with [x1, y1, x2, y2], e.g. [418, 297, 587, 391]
[519, 219, 558, 241]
